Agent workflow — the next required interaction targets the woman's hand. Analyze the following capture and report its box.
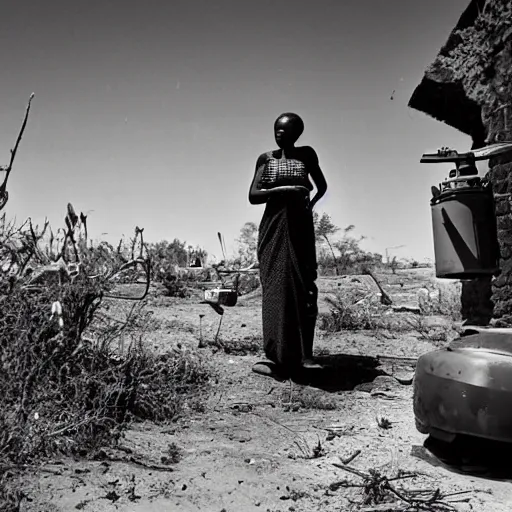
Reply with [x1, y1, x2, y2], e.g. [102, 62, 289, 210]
[268, 185, 310, 194]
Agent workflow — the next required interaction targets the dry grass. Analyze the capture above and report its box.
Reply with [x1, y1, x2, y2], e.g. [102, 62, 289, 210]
[319, 289, 383, 332]
[418, 283, 462, 321]
[0, 210, 212, 510]
[280, 385, 338, 411]
[212, 335, 263, 355]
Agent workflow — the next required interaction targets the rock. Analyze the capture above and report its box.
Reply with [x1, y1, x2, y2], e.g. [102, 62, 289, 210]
[393, 371, 415, 385]
[369, 375, 403, 398]
[392, 304, 421, 314]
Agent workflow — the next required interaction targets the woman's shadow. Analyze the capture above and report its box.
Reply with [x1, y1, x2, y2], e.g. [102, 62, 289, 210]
[293, 353, 389, 391]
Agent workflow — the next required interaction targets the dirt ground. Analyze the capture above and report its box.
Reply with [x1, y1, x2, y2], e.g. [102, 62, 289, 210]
[21, 268, 512, 511]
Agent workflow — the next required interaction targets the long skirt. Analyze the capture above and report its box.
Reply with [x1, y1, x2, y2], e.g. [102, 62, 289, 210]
[257, 194, 318, 371]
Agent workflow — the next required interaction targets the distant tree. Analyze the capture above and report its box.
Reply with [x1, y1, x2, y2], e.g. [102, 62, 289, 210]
[147, 238, 188, 277]
[187, 245, 208, 267]
[236, 221, 259, 267]
[389, 255, 399, 274]
[313, 212, 340, 275]
[333, 226, 382, 275]
[334, 225, 362, 274]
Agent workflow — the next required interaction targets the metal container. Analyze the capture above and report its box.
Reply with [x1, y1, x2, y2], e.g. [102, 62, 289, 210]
[420, 143, 512, 279]
[204, 288, 238, 307]
[430, 184, 499, 279]
[414, 331, 512, 443]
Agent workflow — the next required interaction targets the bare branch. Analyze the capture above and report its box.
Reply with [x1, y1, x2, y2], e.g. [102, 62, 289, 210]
[1, 93, 35, 191]
[0, 93, 35, 211]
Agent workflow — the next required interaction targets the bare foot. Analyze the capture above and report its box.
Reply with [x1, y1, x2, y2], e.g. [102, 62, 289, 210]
[301, 358, 323, 370]
[252, 361, 289, 381]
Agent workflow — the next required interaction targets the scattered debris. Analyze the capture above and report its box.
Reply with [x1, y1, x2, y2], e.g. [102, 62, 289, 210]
[294, 436, 326, 459]
[162, 443, 183, 465]
[331, 463, 473, 511]
[126, 474, 141, 502]
[363, 268, 393, 306]
[392, 305, 421, 314]
[93, 451, 176, 473]
[102, 490, 121, 503]
[230, 403, 253, 413]
[198, 314, 206, 348]
[377, 417, 393, 430]
[340, 449, 361, 465]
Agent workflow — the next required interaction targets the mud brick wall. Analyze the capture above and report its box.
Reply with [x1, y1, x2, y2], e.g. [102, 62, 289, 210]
[489, 154, 512, 326]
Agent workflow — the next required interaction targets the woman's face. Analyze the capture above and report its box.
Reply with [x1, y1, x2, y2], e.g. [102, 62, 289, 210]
[274, 116, 301, 148]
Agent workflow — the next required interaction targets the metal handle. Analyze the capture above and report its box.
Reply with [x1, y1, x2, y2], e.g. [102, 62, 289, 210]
[420, 142, 512, 165]
[420, 151, 471, 164]
[472, 141, 512, 160]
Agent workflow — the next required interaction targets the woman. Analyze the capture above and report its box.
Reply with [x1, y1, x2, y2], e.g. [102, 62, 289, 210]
[249, 113, 327, 379]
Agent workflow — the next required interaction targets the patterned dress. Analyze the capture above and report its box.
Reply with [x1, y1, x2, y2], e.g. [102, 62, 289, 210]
[255, 147, 318, 371]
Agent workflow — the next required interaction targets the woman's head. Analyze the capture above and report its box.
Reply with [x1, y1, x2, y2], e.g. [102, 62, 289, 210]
[274, 113, 304, 149]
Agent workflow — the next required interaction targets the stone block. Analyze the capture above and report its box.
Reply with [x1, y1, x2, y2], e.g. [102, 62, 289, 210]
[492, 273, 508, 288]
[493, 297, 512, 318]
[497, 215, 512, 230]
[492, 178, 509, 194]
[494, 316, 512, 327]
[491, 286, 508, 300]
[490, 164, 510, 181]
[499, 244, 512, 260]
[498, 229, 512, 247]
[495, 197, 511, 216]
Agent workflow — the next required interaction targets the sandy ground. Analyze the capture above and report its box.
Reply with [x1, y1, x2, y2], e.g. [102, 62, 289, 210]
[20, 269, 512, 511]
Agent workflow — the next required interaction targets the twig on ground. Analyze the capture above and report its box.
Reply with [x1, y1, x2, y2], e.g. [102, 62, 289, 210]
[340, 449, 361, 465]
[331, 464, 470, 511]
[94, 454, 175, 473]
[213, 314, 224, 346]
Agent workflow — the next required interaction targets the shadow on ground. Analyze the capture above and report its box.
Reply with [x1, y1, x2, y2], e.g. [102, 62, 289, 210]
[292, 353, 387, 391]
[412, 434, 512, 481]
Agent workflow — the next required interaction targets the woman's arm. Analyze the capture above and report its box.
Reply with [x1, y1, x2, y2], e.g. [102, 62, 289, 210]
[305, 147, 327, 210]
[248, 154, 309, 205]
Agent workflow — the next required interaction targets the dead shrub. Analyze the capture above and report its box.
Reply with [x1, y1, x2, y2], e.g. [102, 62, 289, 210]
[281, 387, 337, 411]
[236, 272, 260, 296]
[160, 272, 191, 298]
[319, 289, 382, 332]
[418, 283, 462, 321]
[213, 335, 262, 356]
[0, 208, 211, 505]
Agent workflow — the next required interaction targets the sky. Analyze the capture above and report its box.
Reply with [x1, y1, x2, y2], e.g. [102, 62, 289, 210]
[1, 0, 476, 263]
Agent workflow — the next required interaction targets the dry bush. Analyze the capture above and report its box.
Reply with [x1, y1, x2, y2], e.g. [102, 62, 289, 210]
[160, 272, 191, 298]
[148, 239, 212, 297]
[319, 289, 383, 332]
[130, 344, 210, 422]
[213, 335, 262, 356]
[418, 282, 462, 321]
[281, 387, 337, 411]
[406, 315, 456, 346]
[0, 208, 211, 508]
[236, 272, 260, 296]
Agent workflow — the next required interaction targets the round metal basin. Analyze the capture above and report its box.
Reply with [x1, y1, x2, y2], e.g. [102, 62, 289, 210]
[414, 331, 512, 443]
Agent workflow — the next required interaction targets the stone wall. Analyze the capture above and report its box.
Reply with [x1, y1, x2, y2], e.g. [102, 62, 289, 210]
[483, 39, 512, 326]
[489, 154, 512, 325]
[460, 278, 494, 326]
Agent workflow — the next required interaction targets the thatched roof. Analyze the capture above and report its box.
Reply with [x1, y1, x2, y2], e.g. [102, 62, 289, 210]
[408, 0, 487, 144]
